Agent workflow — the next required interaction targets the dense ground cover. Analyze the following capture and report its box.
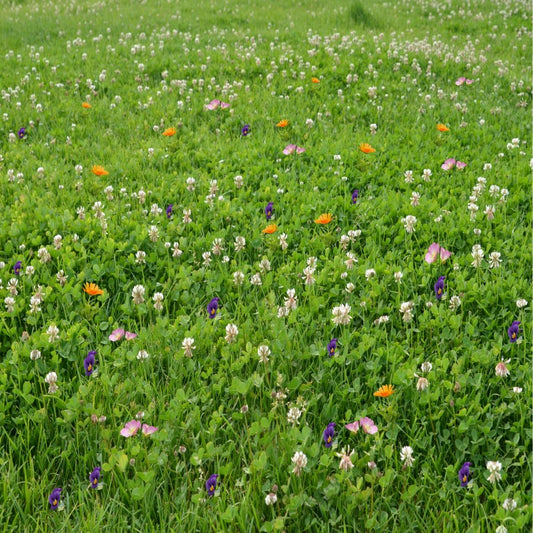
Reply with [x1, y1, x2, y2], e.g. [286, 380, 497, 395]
[0, 0, 531, 530]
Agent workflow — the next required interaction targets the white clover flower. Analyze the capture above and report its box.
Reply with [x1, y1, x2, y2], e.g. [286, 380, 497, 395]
[489, 251, 501, 268]
[486, 461, 502, 483]
[265, 493, 277, 505]
[401, 215, 417, 233]
[332, 304, 352, 325]
[279, 233, 288, 250]
[291, 451, 307, 476]
[336, 446, 355, 471]
[47, 324, 59, 343]
[137, 350, 149, 360]
[148, 225, 159, 242]
[258, 345, 271, 363]
[132, 285, 145, 304]
[400, 446, 415, 467]
[365, 268, 376, 280]
[287, 407, 302, 426]
[415, 376, 429, 391]
[400, 301, 414, 322]
[234, 236, 246, 252]
[502, 498, 517, 511]
[30, 349, 41, 360]
[182, 337, 195, 357]
[516, 298, 528, 308]
[495, 526, 507, 533]
[152, 292, 164, 311]
[135, 250, 146, 264]
[421, 361, 432, 373]
[250, 273, 262, 286]
[172, 242, 183, 257]
[225, 323, 238, 343]
[233, 271, 245, 285]
[284, 289, 297, 311]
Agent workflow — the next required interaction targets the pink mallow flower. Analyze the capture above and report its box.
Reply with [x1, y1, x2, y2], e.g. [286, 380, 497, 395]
[142, 424, 158, 436]
[455, 77, 474, 86]
[283, 144, 305, 155]
[120, 420, 141, 437]
[205, 99, 230, 110]
[456, 161, 467, 169]
[109, 328, 137, 341]
[345, 417, 378, 435]
[441, 158, 456, 170]
[425, 243, 452, 264]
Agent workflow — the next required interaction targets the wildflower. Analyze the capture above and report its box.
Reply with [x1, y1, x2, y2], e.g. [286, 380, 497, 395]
[265, 492, 277, 505]
[120, 420, 141, 437]
[142, 424, 158, 436]
[84, 351, 96, 377]
[502, 498, 517, 511]
[241, 124, 251, 136]
[471, 244, 484, 267]
[425, 243, 452, 263]
[401, 215, 417, 233]
[456, 161, 467, 169]
[400, 446, 415, 467]
[327, 338, 338, 357]
[225, 323, 239, 343]
[516, 298, 528, 308]
[30, 349, 41, 360]
[365, 268, 376, 280]
[262, 224, 277, 234]
[206, 474, 219, 496]
[360, 417, 378, 435]
[162, 127, 176, 136]
[182, 337, 195, 357]
[45, 371, 58, 393]
[441, 158, 456, 170]
[302, 266, 316, 285]
[284, 289, 297, 311]
[13, 261, 22, 276]
[486, 461, 502, 483]
[89, 467, 101, 489]
[233, 271, 245, 285]
[323, 423, 336, 448]
[109, 328, 124, 341]
[166, 204, 173, 219]
[258, 345, 271, 363]
[434, 276, 445, 299]
[136, 350, 149, 360]
[359, 143, 375, 154]
[394, 271, 403, 283]
[279, 232, 288, 250]
[250, 273, 262, 286]
[152, 292, 164, 311]
[458, 462, 472, 487]
[495, 359, 510, 377]
[92, 165, 109, 176]
[291, 451, 308, 476]
[83, 282, 104, 296]
[311, 77, 320, 83]
[332, 304, 352, 325]
[277, 119, 289, 127]
[315, 213, 333, 224]
[260, 203, 274, 224]
[415, 376, 429, 391]
[131, 285, 145, 304]
[49, 488, 62, 510]
[336, 447, 355, 471]
[283, 144, 305, 155]
[437, 124, 449, 132]
[374, 384, 395, 398]
[495, 526, 507, 533]
[47, 324, 59, 343]
[351, 189, 359, 204]
[82, 102, 91, 109]
[488, 251, 501, 268]
[512, 387, 522, 393]
[507, 321, 520, 343]
[18, 127, 27, 139]
[207, 297, 220, 319]
[421, 361, 432, 373]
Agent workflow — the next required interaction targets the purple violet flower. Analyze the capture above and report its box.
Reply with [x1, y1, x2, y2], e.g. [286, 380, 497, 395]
[84, 351, 96, 377]
[351, 189, 359, 204]
[166, 204, 173, 219]
[327, 338, 338, 357]
[265, 202, 274, 220]
[17, 127, 27, 139]
[323, 423, 335, 447]
[207, 297, 220, 319]
[508, 321, 521, 343]
[206, 474, 218, 496]
[14, 261, 22, 276]
[434, 276, 445, 299]
[241, 124, 251, 136]
[49, 488, 62, 510]
[458, 462, 471, 487]
[89, 467, 101, 489]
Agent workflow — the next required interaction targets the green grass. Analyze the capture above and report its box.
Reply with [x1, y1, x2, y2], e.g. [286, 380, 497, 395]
[0, 0, 531, 531]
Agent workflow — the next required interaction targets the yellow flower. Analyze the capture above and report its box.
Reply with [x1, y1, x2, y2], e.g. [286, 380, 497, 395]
[314, 213, 333, 225]
[92, 165, 109, 176]
[359, 143, 376, 154]
[311, 77, 320, 83]
[262, 224, 277, 234]
[436, 123, 450, 132]
[162, 127, 177, 136]
[83, 282, 104, 296]
[277, 119, 289, 128]
[374, 384, 395, 398]
[82, 102, 91, 109]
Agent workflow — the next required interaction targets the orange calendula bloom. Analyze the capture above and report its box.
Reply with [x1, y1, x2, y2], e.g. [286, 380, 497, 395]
[82, 102, 91, 109]
[311, 77, 320, 83]
[162, 127, 177, 136]
[277, 119, 289, 128]
[92, 165, 109, 176]
[314, 213, 333, 225]
[262, 224, 277, 234]
[374, 384, 395, 398]
[83, 282, 104, 296]
[359, 143, 376, 154]
[436, 123, 449, 132]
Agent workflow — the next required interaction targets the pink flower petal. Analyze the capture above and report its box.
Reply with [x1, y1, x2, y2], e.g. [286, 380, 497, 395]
[120, 420, 141, 437]
[441, 158, 456, 170]
[345, 421, 360, 433]
[296, 146, 306, 154]
[455, 77, 466, 86]
[220, 102, 230, 109]
[125, 331, 138, 340]
[360, 417, 378, 435]
[206, 99, 220, 110]
[465, 79, 474, 85]
[109, 328, 125, 342]
[283, 144, 296, 155]
[456, 161, 467, 169]
[439, 247, 452, 261]
[425, 242, 441, 264]
[142, 424, 158, 436]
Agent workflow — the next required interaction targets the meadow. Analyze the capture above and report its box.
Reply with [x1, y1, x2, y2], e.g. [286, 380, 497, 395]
[0, 0, 531, 531]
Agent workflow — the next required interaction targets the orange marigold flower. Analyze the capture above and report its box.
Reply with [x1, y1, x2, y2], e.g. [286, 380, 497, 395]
[374, 384, 395, 398]
[162, 127, 177, 136]
[262, 224, 277, 234]
[311, 77, 320, 83]
[83, 282, 104, 296]
[314, 213, 333, 225]
[277, 119, 289, 128]
[82, 102, 91, 109]
[436, 123, 449, 132]
[92, 165, 109, 176]
[359, 143, 376, 154]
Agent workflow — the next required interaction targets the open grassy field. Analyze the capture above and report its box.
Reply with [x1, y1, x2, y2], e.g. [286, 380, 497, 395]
[0, 0, 531, 531]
